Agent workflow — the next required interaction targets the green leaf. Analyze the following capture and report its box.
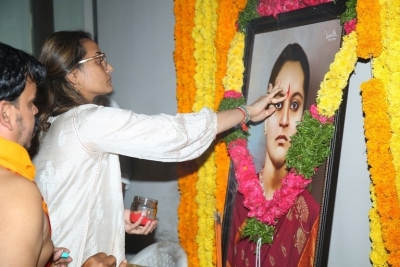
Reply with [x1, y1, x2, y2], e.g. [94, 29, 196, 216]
[240, 218, 275, 246]
[238, 0, 260, 34]
[218, 96, 250, 145]
[285, 111, 335, 179]
[338, 0, 357, 24]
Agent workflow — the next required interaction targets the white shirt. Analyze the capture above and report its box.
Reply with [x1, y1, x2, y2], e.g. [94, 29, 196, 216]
[33, 104, 217, 266]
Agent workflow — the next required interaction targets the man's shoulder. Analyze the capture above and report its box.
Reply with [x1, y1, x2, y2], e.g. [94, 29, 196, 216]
[0, 168, 42, 203]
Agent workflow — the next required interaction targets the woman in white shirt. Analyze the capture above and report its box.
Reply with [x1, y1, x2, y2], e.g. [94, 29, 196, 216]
[31, 30, 285, 267]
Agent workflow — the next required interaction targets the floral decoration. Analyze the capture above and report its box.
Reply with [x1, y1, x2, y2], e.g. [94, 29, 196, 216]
[174, 0, 201, 265]
[257, 0, 331, 18]
[175, 0, 400, 265]
[365, 0, 400, 265]
[192, 0, 219, 265]
[316, 31, 358, 117]
[219, 93, 336, 243]
[214, 0, 248, 223]
[218, 5, 357, 242]
[175, 0, 247, 266]
[355, 0, 382, 59]
[360, 78, 394, 266]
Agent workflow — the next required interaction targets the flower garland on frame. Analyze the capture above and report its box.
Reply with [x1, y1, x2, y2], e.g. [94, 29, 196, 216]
[175, 0, 249, 265]
[218, 29, 358, 244]
[192, 0, 219, 265]
[364, 0, 400, 265]
[174, 0, 201, 265]
[214, 0, 247, 222]
[360, 78, 393, 266]
[257, 0, 331, 18]
[174, 0, 400, 265]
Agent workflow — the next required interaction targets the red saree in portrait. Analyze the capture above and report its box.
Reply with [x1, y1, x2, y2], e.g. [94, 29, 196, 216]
[226, 189, 320, 267]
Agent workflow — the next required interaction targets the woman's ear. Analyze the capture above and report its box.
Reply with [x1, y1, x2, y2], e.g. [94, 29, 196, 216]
[66, 70, 80, 89]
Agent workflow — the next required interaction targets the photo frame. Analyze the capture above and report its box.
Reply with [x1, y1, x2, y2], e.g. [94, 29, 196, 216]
[222, 1, 348, 266]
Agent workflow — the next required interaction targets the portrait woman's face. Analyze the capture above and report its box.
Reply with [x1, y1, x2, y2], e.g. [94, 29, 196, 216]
[265, 61, 305, 169]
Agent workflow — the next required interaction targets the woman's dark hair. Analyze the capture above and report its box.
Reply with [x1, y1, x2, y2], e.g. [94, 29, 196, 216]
[93, 95, 111, 107]
[268, 43, 310, 101]
[30, 30, 93, 157]
[0, 42, 46, 103]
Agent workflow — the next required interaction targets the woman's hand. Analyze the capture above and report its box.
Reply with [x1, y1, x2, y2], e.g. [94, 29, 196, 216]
[216, 80, 287, 134]
[124, 209, 157, 235]
[246, 80, 287, 122]
[52, 247, 72, 267]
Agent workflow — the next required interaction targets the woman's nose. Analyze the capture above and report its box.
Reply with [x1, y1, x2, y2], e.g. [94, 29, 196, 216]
[106, 63, 114, 73]
[279, 105, 289, 127]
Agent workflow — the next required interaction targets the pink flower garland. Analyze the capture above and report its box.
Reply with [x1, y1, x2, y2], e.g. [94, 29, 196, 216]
[227, 138, 312, 225]
[257, 0, 331, 18]
[310, 104, 334, 124]
[222, 0, 338, 241]
[223, 94, 332, 228]
[344, 19, 357, 35]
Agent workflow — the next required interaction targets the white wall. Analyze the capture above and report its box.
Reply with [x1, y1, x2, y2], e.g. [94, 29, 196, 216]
[53, 0, 84, 32]
[328, 61, 371, 266]
[0, 0, 32, 53]
[96, 0, 179, 254]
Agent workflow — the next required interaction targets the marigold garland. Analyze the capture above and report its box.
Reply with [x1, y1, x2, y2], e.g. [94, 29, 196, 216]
[222, 32, 245, 92]
[174, 0, 200, 265]
[174, 0, 400, 265]
[355, 0, 382, 59]
[214, 0, 247, 223]
[369, 185, 389, 266]
[192, 0, 219, 266]
[361, 79, 400, 266]
[382, 0, 400, 202]
[316, 31, 358, 117]
[366, 0, 400, 264]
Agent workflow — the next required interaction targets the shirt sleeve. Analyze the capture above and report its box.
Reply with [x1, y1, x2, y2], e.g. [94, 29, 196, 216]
[73, 104, 217, 162]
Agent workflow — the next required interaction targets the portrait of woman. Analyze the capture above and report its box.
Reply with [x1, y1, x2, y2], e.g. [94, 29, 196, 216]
[226, 43, 319, 267]
[222, 12, 344, 266]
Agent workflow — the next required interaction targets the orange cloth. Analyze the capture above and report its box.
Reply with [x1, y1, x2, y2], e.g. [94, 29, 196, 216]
[0, 136, 48, 214]
[0, 136, 35, 180]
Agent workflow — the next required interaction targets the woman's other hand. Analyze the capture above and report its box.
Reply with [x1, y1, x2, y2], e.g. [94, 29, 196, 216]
[124, 209, 157, 235]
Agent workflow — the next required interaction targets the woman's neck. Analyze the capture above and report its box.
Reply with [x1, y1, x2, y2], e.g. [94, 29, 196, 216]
[260, 160, 288, 200]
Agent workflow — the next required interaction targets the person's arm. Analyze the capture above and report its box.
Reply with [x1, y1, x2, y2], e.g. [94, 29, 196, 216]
[216, 81, 285, 133]
[75, 81, 285, 162]
[81, 252, 127, 267]
[0, 172, 52, 267]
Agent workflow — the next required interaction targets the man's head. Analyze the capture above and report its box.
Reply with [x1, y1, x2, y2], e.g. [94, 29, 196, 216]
[0, 43, 46, 148]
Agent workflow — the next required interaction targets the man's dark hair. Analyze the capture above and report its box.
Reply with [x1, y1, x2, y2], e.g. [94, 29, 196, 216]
[0, 42, 46, 102]
[0, 42, 46, 157]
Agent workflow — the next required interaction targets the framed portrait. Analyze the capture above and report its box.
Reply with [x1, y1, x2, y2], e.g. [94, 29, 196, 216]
[222, 1, 348, 266]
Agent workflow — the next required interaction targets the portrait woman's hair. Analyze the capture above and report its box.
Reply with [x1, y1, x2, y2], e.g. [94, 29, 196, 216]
[269, 43, 310, 102]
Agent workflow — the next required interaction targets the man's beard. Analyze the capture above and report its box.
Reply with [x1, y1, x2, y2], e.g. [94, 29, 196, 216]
[17, 115, 37, 149]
